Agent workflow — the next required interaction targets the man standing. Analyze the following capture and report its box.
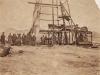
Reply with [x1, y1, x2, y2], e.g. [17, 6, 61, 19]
[32, 35, 36, 46]
[22, 33, 26, 45]
[8, 33, 12, 45]
[0, 32, 6, 45]
[16, 34, 22, 46]
[12, 34, 17, 46]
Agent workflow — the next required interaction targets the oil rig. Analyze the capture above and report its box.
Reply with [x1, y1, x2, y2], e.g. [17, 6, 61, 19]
[28, 0, 93, 46]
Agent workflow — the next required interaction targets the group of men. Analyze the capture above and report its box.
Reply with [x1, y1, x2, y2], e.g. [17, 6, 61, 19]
[0, 31, 69, 46]
[0, 32, 36, 46]
[40, 33, 68, 45]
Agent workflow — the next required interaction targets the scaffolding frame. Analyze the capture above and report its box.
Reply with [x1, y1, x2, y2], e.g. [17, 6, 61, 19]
[28, 0, 93, 46]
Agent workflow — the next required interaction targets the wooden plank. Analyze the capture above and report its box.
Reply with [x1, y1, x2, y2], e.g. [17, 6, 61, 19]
[28, 2, 61, 6]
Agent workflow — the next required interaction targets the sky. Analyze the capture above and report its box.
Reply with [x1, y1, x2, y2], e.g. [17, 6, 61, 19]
[95, 0, 100, 9]
[0, 0, 34, 31]
[0, 0, 100, 33]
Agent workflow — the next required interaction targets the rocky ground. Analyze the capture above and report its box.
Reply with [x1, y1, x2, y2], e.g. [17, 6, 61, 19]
[0, 45, 100, 75]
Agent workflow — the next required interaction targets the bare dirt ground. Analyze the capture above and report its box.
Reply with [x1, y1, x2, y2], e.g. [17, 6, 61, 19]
[0, 45, 100, 75]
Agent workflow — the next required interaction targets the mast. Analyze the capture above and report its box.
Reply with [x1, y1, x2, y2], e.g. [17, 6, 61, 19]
[56, 0, 59, 27]
[52, 0, 55, 45]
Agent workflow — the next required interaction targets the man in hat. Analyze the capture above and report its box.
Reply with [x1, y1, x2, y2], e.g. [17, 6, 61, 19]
[0, 32, 6, 45]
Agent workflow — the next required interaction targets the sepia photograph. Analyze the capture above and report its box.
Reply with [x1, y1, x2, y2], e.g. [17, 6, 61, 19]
[0, 0, 100, 75]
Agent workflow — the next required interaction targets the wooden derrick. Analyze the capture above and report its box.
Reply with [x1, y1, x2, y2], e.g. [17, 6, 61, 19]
[28, 0, 93, 46]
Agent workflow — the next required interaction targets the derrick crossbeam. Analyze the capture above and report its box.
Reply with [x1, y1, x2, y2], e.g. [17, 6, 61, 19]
[40, 12, 57, 15]
[28, 2, 61, 6]
[40, 19, 58, 21]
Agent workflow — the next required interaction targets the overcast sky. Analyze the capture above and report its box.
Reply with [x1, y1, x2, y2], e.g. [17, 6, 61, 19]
[95, 0, 100, 9]
[0, 0, 100, 33]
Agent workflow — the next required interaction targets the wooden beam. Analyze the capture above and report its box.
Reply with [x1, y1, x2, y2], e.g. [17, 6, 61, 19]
[28, 2, 61, 6]
[40, 12, 57, 15]
[40, 19, 58, 21]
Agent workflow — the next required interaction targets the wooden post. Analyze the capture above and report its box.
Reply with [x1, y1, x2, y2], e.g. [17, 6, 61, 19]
[69, 30, 70, 44]
[91, 32, 93, 45]
[75, 30, 78, 45]
[72, 31, 74, 44]
[52, 0, 55, 46]
[48, 32, 49, 45]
